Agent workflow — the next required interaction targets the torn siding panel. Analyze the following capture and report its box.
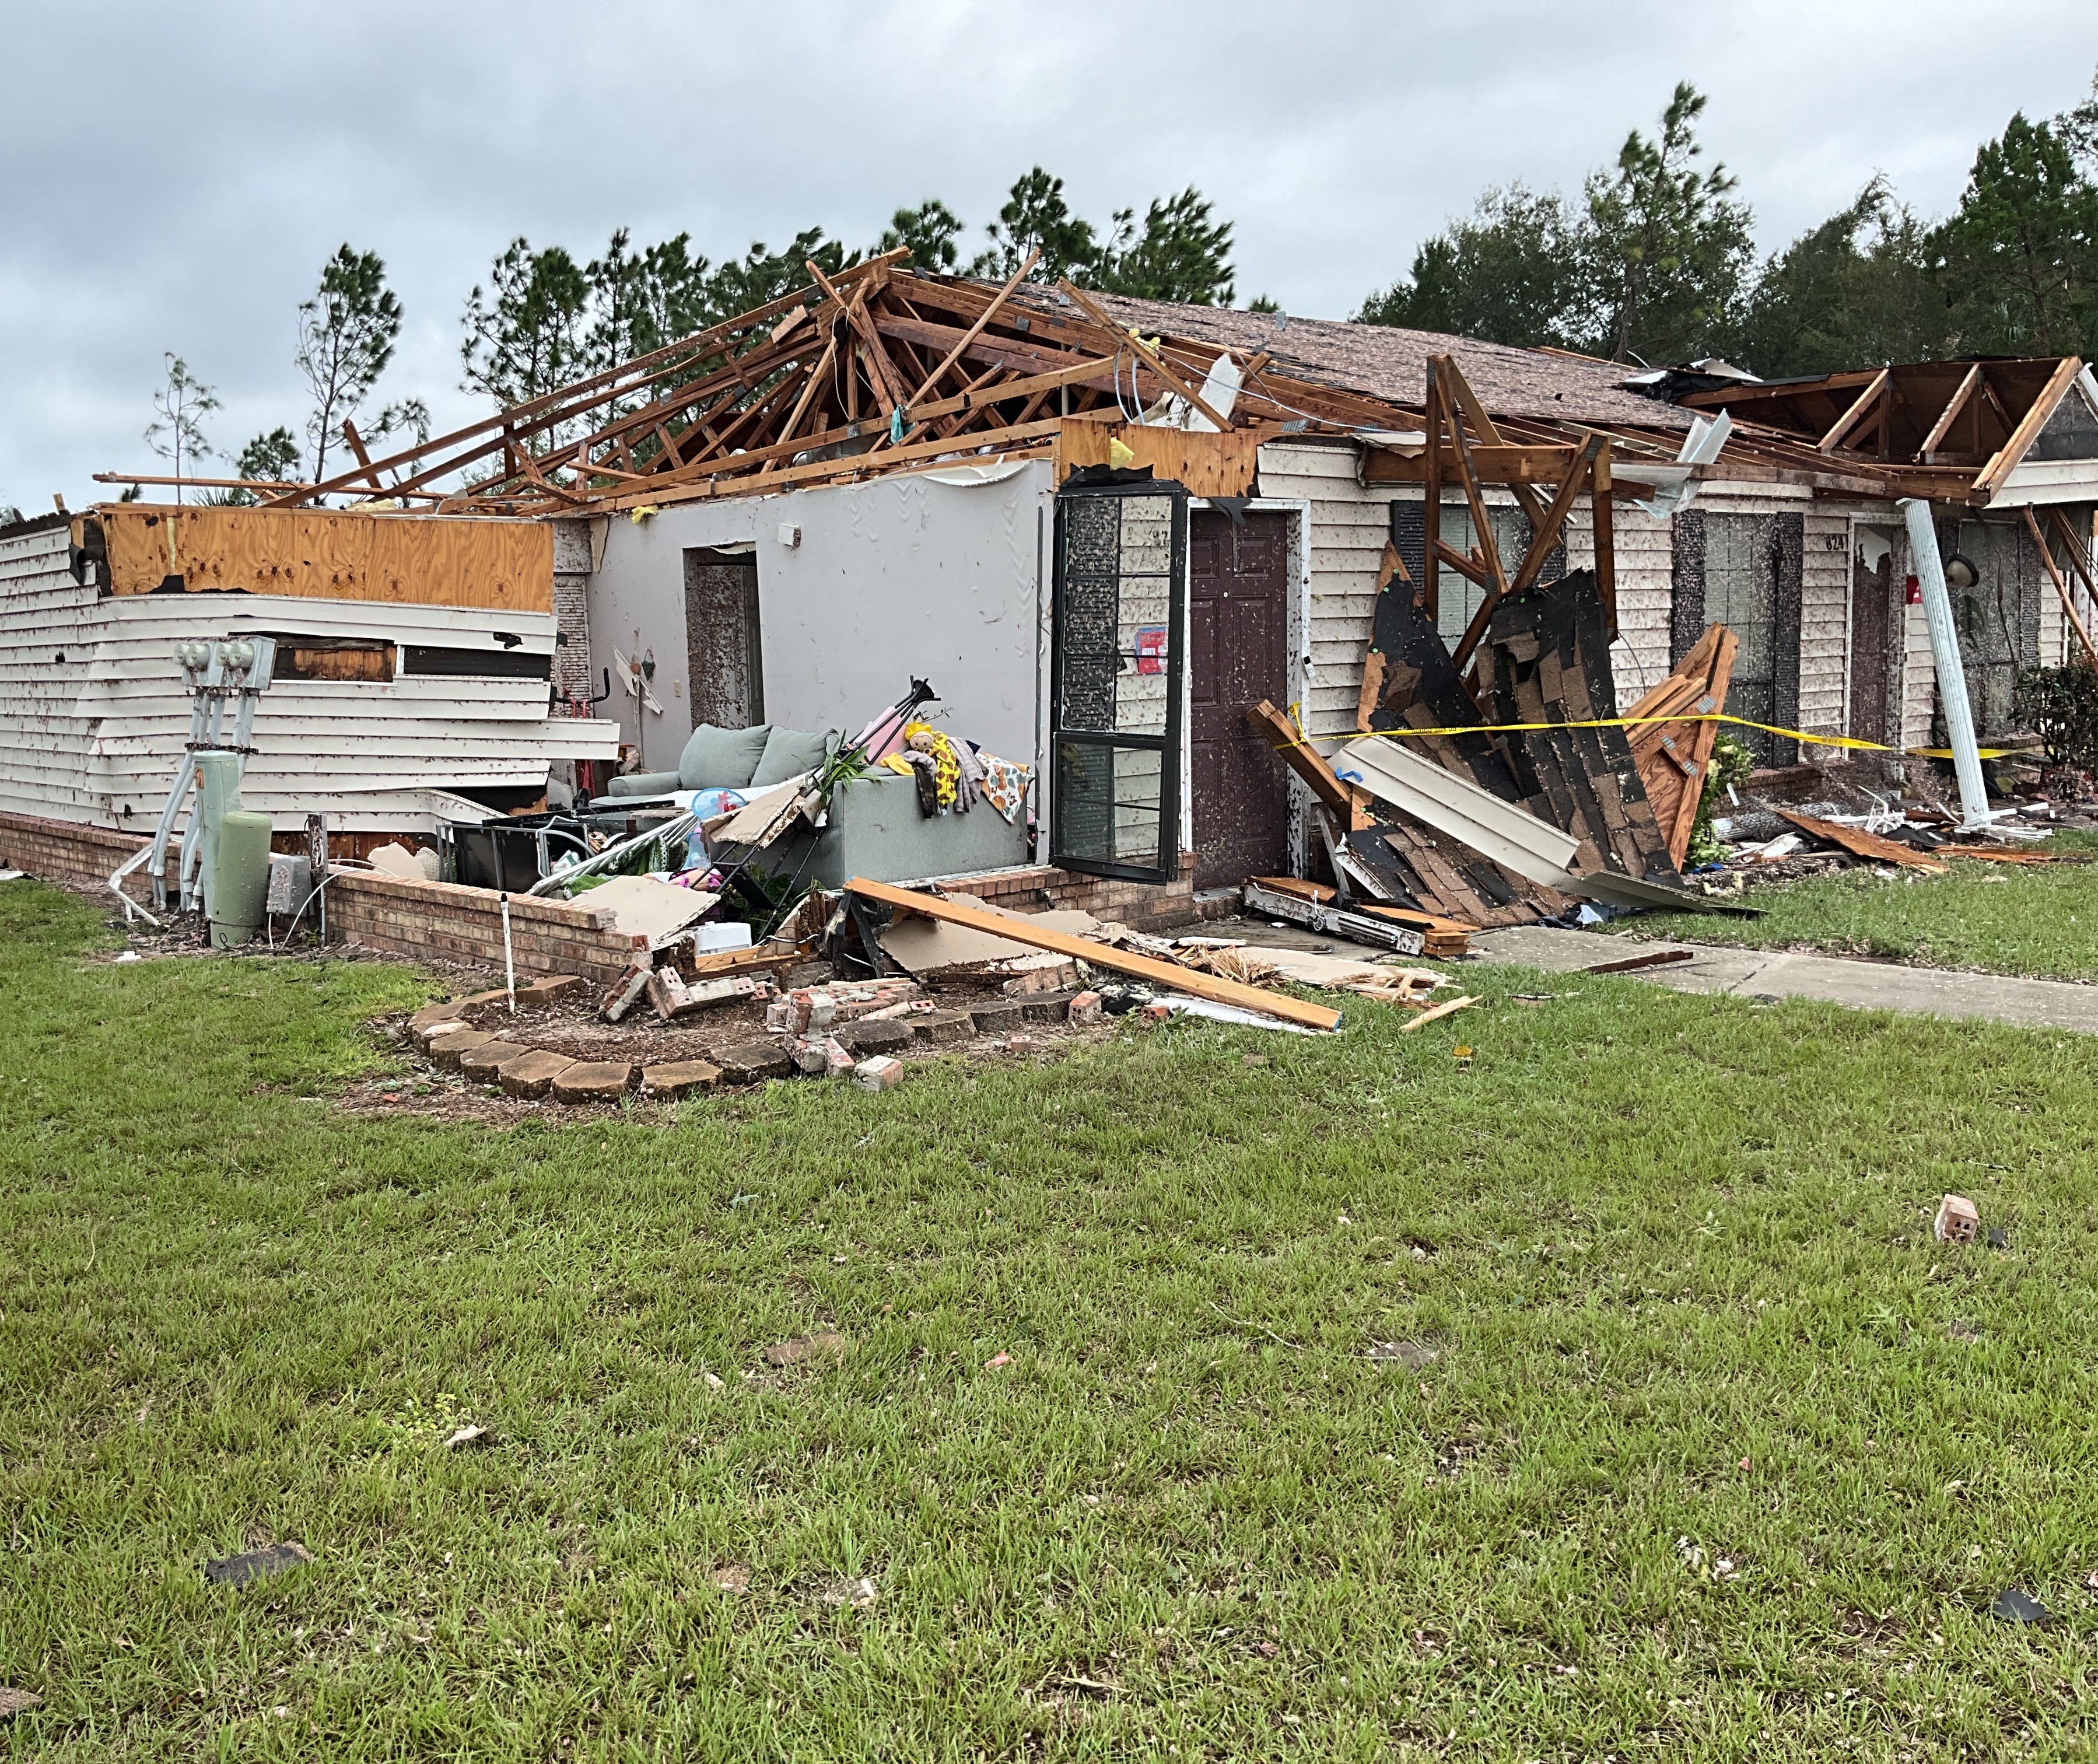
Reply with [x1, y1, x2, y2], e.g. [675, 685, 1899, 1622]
[1564, 503, 1674, 704]
[0, 523, 103, 821]
[1800, 510, 1852, 754]
[1252, 441, 1389, 738]
[0, 548, 617, 832]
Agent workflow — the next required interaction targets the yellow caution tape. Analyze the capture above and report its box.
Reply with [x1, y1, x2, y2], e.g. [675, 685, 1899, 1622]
[1286, 703, 2018, 763]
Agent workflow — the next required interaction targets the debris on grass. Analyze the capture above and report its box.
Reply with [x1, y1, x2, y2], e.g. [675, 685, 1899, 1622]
[1368, 1339, 1439, 1368]
[815, 1575, 879, 1609]
[444, 1423, 493, 1450]
[1400, 995, 1479, 1034]
[1935, 1194, 1981, 1245]
[763, 1330, 845, 1368]
[1990, 1587, 2048, 1625]
[203, 1541, 314, 1587]
[0, 1688, 41, 1720]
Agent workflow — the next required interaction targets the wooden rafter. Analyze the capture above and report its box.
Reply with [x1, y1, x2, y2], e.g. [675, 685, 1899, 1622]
[1919, 362, 1981, 463]
[1818, 367, 1890, 453]
[2029, 506, 2098, 671]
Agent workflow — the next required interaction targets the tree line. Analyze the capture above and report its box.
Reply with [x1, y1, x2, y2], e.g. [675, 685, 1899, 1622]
[1358, 75, 2098, 376]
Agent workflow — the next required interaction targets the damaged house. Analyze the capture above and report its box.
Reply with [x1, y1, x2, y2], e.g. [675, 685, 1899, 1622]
[6, 246, 2097, 972]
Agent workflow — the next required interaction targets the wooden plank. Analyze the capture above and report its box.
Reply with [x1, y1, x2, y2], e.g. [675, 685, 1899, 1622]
[1246, 699, 1371, 827]
[579, 418, 1063, 514]
[1055, 420, 1262, 498]
[97, 504, 554, 612]
[1775, 808, 1948, 872]
[1363, 442, 1588, 486]
[846, 876, 1343, 1030]
[1423, 368, 1442, 624]
[2025, 506, 2098, 671]
[1977, 355, 2085, 497]
[1432, 354, 1551, 531]
[1398, 994, 1477, 1033]
[1592, 440, 1616, 636]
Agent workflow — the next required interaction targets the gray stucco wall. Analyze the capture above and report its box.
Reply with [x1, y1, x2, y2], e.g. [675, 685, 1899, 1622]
[584, 461, 1052, 779]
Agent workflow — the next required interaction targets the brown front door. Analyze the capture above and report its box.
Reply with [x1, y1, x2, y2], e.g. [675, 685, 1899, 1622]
[1190, 510, 1289, 888]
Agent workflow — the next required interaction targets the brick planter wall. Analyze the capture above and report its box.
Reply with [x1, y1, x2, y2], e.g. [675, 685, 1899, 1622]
[931, 853, 1199, 933]
[0, 810, 176, 901]
[324, 870, 645, 982]
[4, 807, 1202, 968]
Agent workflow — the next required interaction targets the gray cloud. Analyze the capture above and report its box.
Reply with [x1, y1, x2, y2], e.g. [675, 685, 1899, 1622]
[3, 0, 2093, 508]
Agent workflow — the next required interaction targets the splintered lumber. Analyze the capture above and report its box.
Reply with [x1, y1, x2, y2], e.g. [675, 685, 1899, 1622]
[1626, 622, 1739, 869]
[1469, 569, 1677, 883]
[1248, 700, 1370, 827]
[1934, 845, 2084, 865]
[847, 877, 1342, 1031]
[1583, 947, 1696, 974]
[1398, 995, 1478, 1033]
[1775, 810, 1948, 873]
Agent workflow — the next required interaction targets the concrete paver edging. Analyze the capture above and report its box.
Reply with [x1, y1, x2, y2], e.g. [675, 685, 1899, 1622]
[1472, 925, 2098, 1035]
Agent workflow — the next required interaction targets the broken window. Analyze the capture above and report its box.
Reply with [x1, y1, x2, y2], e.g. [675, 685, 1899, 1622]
[400, 645, 552, 680]
[1050, 480, 1188, 883]
[1942, 519, 2042, 738]
[269, 636, 394, 682]
[1389, 498, 1565, 643]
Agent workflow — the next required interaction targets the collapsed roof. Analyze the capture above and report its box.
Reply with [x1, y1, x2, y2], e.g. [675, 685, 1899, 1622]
[96, 251, 2097, 516]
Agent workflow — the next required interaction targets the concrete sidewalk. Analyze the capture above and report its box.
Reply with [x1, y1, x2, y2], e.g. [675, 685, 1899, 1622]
[1473, 925, 2098, 1034]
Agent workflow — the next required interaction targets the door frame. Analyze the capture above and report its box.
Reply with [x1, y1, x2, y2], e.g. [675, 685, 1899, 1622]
[1184, 497, 1312, 877]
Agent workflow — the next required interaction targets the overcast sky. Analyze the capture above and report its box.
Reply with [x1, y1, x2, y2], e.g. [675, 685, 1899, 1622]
[3, 0, 2095, 512]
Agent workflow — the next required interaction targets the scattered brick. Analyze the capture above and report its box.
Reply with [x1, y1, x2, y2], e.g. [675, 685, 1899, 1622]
[836, 1019, 911, 1056]
[551, 1061, 636, 1104]
[514, 974, 587, 1006]
[853, 1055, 905, 1091]
[1936, 1194, 1980, 1244]
[1068, 991, 1104, 1026]
[426, 1028, 496, 1069]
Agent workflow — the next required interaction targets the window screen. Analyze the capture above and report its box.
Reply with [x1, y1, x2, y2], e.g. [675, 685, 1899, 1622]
[1050, 482, 1188, 883]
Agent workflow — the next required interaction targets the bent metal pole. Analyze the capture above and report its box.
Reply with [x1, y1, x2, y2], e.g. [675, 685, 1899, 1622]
[1897, 496, 1991, 830]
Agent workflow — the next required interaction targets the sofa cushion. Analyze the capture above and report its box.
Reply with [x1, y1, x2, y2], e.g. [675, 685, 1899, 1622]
[677, 723, 772, 791]
[749, 726, 839, 788]
[604, 770, 682, 799]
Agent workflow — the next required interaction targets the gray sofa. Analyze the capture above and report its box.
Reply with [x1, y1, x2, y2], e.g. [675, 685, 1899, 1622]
[605, 721, 1028, 884]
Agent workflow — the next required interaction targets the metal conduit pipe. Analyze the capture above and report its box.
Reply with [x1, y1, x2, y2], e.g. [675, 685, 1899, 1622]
[1897, 497, 1991, 830]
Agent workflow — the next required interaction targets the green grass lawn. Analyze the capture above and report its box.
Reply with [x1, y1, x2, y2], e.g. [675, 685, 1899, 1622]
[1623, 831, 2098, 982]
[4, 878, 2098, 1762]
